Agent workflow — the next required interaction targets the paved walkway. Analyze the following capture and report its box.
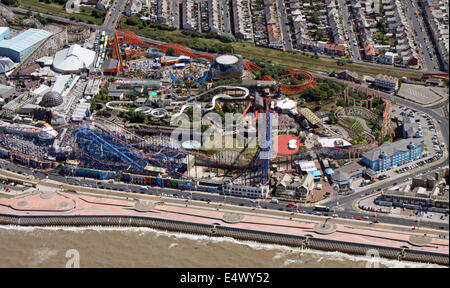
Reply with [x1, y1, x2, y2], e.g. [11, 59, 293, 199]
[0, 191, 447, 256]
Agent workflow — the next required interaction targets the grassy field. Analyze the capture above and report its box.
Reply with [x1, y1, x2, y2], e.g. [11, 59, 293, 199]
[20, 0, 105, 25]
[119, 19, 234, 54]
[232, 42, 424, 80]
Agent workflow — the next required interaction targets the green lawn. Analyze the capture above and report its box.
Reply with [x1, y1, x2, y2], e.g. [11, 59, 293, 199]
[20, 0, 105, 25]
[232, 42, 424, 80]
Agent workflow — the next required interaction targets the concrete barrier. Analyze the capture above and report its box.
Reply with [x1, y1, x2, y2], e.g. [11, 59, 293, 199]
[0, 214, 447, 266]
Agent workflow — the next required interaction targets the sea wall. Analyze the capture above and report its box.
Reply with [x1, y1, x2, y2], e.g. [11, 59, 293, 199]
[0, 214, 447, 266]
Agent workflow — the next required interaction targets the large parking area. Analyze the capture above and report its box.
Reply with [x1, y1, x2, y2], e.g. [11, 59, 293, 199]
[393, 103, 443, 155]
[362, 104, 445, 181]
[397, 84, 445, 105]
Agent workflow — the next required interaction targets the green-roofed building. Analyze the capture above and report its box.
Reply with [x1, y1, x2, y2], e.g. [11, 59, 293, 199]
[0, 29, 53, 63]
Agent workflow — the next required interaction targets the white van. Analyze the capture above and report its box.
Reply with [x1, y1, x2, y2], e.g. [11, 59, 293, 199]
[270, 199, 279, 204]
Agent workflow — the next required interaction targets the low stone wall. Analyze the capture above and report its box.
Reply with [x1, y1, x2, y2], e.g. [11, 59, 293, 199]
[0, 214, 447, 266]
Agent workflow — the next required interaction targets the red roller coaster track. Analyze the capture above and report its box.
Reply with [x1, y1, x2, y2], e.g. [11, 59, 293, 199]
[423, 72, 449, 79]
[111, 30, 314, 93]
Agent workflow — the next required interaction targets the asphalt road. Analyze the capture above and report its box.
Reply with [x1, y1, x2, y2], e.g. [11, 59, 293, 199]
[10, 0, 127, 35]
[275, 0, 293, 51]
[1, 160, 447, 231]
[171, 0, 180, 29]
[402, 0, 440, 72]
[339, 0, 362, 61]
[221, 0, 231, 35]
[101, 0, 128, 34]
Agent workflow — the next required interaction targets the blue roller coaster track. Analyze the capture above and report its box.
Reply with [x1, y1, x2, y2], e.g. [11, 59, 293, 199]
[73, 127, 186, 175]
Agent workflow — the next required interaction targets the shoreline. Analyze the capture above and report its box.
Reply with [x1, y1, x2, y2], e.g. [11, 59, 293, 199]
[0, 189, 448, 266]
[0, 213, 448, 266]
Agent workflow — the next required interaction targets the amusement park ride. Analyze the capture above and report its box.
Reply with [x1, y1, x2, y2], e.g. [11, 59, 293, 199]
[0, 29, 393, 192]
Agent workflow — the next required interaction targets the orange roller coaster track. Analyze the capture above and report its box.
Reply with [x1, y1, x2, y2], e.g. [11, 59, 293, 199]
[423, 72, 449, 79]
[344, 84, 375, 103]
[112, 30, 314, 93]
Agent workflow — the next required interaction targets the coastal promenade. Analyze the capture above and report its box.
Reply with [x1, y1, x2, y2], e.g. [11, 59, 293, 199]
[0, 188, 448, 265]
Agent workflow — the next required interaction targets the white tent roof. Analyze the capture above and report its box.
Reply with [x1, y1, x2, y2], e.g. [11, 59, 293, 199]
[276, 98, 297, 110]
[36, 56, 54, 66]
[52, 44, 96, 73]
[296, 160, 317, 172]
[31, 84, 50, 96]
[0, 57, 15, 73]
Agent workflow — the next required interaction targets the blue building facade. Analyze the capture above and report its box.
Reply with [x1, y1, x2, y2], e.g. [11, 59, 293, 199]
[210, 54, 244, 80]
[361, 138, 424, 171]
[73, 168, 118, 180]
[0, 29, 52, 62]
[0, 147, 8, 158]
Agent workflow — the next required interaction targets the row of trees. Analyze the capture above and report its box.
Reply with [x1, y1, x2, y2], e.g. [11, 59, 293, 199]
[181, 30, 236, 43]
[252, 60, 287, 81]
[122, 17, 234, 55]
[38, 0, 67, 4]
[120, 110, 147, 123]
[2, 0, 20, 6]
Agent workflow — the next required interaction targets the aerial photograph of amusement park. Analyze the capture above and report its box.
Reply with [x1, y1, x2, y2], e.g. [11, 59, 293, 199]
[0, 0, 448, 272]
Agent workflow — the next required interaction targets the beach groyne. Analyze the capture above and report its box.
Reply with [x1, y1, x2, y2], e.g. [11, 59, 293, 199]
[0, 214, 447, 266]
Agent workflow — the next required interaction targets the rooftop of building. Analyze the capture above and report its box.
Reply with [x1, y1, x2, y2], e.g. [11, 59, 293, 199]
[375, 73, 398, 82]
[362, 138, 424, 161]
[0, 29, 52, 54]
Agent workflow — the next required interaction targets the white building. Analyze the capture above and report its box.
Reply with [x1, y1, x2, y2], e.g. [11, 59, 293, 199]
[373, 74, 398, 91]
[317, 138, 352, 148]
[223, 183, 269, 199]
[295, 160, 318, 172]
[52, 44, 96, 73]
[276, 98, 297, 114]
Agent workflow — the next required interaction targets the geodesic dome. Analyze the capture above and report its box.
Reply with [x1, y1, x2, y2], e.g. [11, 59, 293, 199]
[40, 91, 63, 107]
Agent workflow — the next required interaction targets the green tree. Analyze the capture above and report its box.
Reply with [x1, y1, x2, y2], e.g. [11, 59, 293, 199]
[166, 47, 175, 56]
[125, 16, 140, 26]
[310, 11, 320, 25]
[2, 0, 20, 6]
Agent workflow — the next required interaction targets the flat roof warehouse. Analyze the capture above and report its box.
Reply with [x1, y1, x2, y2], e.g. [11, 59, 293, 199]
[0, 29, 53, 62]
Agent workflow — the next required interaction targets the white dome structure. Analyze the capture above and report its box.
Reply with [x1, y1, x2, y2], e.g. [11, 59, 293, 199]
[0, 57, 14, 73]
[40, 91, 63, 107]
[52, 44, 96, 73]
